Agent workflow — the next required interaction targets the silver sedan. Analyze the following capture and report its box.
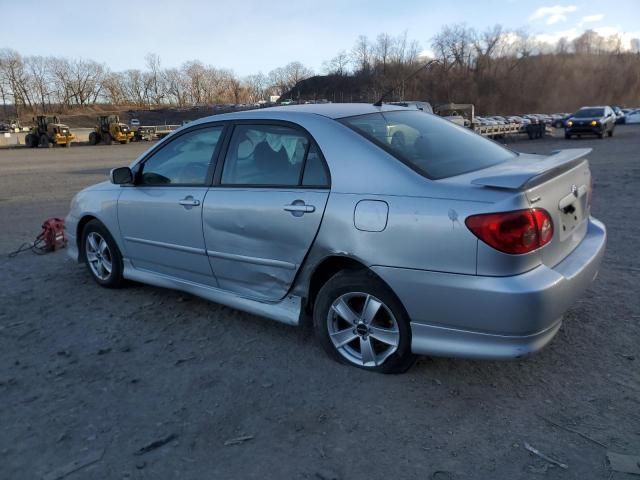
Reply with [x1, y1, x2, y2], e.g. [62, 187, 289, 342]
[66, 104, 606, 373]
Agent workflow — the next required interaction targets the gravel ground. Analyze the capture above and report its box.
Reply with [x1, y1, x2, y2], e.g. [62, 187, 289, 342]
[1, 129, 639, 479]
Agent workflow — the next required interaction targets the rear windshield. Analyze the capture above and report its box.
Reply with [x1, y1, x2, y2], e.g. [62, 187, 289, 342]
[340, 111, 515, 179]
[574, 108, 604, 118]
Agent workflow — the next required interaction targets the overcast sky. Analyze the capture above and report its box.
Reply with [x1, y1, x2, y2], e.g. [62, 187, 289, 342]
[3, 0, 639, 75]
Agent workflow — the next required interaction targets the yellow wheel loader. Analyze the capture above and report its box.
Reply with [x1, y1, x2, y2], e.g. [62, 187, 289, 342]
[89, 115, 135, 145]
[25, 116, 75, 148]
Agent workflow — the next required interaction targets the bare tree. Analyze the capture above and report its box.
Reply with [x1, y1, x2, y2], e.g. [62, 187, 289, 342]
[573, 30, 599, 55]
[351, 35, 371, 73]
[145, 53, 166, 105]
[556, 37, 570, 54]
[431, 24, 475, 69]
[323, 50, 350, 76]
[24, 56, 51, 111]
[374, 33, 393, 72]
[164, 67, 189, 106]
[244, 72, 268, 102]
[284, 61, 313, 88]
[0, 49, 32, 115]
[268, 62, 312, 96]
[101, 72, 128, 105]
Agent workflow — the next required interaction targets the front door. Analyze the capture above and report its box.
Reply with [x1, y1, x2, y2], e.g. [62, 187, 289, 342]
[203, 123, 331, 300]
[118, 125, 225, 286]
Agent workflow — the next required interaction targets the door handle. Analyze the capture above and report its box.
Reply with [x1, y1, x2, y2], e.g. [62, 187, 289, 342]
[284, 204, 315, 213]
[178, 197, 200, 207]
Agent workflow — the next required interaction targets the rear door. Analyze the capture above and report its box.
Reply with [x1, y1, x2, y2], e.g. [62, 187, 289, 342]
[203, 122, 330, 300]
[118, 124, 226, 286]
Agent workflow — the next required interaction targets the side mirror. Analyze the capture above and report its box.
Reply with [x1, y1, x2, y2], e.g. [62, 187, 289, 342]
[110, 166, 134, 185]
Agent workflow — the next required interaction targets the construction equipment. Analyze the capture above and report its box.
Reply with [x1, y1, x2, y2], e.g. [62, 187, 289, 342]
[25, 116, 75, 148]
[133, 126, 155, 142]
[89, 115, 134, 145]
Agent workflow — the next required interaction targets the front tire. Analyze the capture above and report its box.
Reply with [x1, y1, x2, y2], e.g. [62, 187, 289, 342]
[82, 220, 124, 288]
[313, 270, 415, 373]
[608, 127, 614, 137]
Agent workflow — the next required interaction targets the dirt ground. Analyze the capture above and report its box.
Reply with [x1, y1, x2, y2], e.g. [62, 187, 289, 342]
[1, 128, 639, 479]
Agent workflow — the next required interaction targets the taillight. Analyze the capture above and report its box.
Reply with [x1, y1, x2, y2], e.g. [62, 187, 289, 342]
[465, 208, 554, 254]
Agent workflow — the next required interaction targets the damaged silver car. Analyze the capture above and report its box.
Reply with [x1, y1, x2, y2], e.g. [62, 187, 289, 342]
[66, 104, 606, 373]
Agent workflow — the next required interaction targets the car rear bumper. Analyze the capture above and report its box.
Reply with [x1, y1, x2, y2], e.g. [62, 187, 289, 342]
[372, 217, 606, 359]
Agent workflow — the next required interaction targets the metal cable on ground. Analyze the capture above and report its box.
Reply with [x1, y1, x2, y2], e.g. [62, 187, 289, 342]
[7, 234, 49, 257]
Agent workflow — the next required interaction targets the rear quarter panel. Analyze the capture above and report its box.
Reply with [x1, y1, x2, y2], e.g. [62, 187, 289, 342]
[294, 191, 483, 292]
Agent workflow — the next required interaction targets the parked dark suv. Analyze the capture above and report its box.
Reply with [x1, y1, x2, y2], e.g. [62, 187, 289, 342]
[565, 106, 616, 139]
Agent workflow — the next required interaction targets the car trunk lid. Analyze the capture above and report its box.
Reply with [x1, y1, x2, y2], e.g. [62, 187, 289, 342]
[469, 148, 592, 268]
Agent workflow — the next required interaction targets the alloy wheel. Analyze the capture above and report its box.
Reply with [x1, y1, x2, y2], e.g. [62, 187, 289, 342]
[327, 292, 400, 367]
[85, 232, 113, 281]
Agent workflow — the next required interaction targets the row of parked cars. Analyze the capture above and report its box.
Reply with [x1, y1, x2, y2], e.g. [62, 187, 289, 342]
[474, 114, 549, 127]
[478, 106, 640, 129]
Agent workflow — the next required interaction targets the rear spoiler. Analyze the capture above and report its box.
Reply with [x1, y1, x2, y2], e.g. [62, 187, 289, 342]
[471, 148, 591, 190]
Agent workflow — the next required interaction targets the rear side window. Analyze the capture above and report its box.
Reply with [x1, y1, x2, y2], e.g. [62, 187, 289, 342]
[302, 143, 329, 186]
[340, 111, 515, 179]
[221, 124, 329, 187]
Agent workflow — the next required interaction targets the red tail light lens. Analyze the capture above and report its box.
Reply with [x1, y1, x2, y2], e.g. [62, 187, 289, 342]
[465, 208, 554, 254]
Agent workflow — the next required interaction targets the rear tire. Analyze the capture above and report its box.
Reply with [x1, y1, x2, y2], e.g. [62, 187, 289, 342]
[608, 127, 614, 137]
[89, 132, 99, 145]
[25, 134, 36, 147]
[313, 270, 415, 374]
[39, 134, 49, 148]
[565, 133, 571, 139]
[103, 132, 112, 145]
[81, 220, 124, 289]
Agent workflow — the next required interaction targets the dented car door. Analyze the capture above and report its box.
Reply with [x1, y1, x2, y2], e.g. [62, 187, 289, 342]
[203, 122, 330, 300]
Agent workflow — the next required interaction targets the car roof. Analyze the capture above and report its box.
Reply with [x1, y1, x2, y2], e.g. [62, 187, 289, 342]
[258, 103, 411, 119]
[182, 103, 414, 128]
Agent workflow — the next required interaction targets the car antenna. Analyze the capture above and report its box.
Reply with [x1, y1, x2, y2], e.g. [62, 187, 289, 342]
[373, 59, 441, 107]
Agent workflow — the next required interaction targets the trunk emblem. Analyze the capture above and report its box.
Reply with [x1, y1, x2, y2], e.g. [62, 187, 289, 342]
[571, 184, 578, 197]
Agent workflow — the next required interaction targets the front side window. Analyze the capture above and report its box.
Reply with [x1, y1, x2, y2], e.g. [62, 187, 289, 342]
[340, 111, 515, 179]
[139, 126, 223, 186]
[221, 124, 328, 187]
